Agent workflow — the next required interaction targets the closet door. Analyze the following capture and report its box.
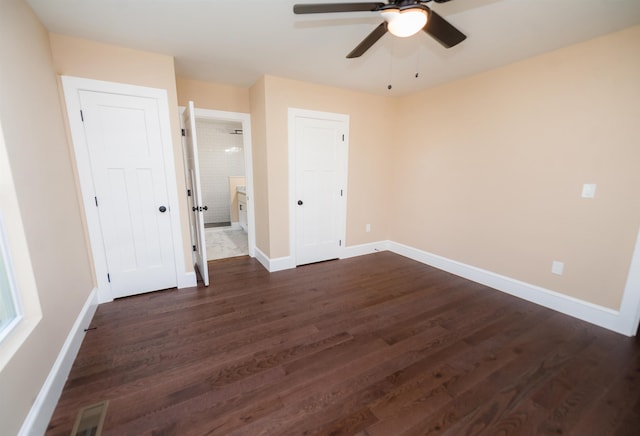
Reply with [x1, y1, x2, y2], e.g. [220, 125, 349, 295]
[291, 110, 348, 266]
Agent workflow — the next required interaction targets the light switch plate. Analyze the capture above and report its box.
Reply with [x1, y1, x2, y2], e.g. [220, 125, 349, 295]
[582, 183, 597, 198]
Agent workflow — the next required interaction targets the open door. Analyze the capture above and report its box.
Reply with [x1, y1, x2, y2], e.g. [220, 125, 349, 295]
[182, 101, 209, 286]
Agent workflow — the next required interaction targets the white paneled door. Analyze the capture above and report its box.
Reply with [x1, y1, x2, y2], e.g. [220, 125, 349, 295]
[182, 101, 209, 286]
[79, 90, 178, 298]
[293, 112, 348, 266]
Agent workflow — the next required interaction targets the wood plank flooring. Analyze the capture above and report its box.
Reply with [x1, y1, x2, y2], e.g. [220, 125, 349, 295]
[46, 252, 640, 435]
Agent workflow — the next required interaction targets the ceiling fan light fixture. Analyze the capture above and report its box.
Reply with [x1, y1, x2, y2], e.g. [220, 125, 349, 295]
[381, 7, 428, 38]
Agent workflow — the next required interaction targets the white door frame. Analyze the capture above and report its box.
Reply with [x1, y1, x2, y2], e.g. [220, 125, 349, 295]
[619, 225, 640, 335]
[61, 76, 189, 303]
[288, 108, 349, 265]
[178, 107, 256, 259]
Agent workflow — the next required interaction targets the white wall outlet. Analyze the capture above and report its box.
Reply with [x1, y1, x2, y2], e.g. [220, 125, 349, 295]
[365, 224, 371, 233]
[551, 261, 564, 275]
[581, 183, 597, 198]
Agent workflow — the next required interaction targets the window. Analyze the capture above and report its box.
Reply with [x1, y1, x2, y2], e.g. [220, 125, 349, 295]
[0, 213, 21, 343]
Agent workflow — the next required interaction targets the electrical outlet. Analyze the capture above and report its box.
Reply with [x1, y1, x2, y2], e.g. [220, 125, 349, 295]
[366, 224, 371, 233]
[551, 261, 564, 275]
[581, 183, 597, 199]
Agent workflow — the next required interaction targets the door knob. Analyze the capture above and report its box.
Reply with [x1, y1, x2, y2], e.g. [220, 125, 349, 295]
[192, 206, 197, 212]
[202, 206, 208, 211]
[159, 206, 167, 213]
[297, 200, 303, 205]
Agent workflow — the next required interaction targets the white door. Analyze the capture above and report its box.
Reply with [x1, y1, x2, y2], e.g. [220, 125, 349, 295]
[182, 101, 209, 286]
[293, 114, 348, 265]
[79, 90, 177, 298]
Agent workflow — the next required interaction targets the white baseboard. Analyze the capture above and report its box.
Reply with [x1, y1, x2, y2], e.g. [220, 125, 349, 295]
[254, 247, 270, 271]
[96, 286, 112, 304]
[19, 288, 99, 436]
[386, 241, 635, 336]
[254, 247, 295, 272]
[341, 241, 389, 259]
[177, 271, 197, 289]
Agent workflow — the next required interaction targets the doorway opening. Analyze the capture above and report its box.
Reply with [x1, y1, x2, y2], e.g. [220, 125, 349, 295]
[181, 104, 256, 283]
[195, 117, 249, 261]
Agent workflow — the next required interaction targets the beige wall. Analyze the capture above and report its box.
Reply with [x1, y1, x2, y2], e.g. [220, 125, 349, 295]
[48, 33, 193, 274]
[259, 75, 395, 258]
[176, 76, 250, 113]
[249, 77, 271, 255]
[0, 1, 94, 434]
[392, 26, 640, 310]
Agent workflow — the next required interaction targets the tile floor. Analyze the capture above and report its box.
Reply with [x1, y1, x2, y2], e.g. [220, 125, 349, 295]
[205, 226, 249, 260]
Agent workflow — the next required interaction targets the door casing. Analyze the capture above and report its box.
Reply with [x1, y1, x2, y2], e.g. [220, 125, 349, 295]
[61, 76, 191, 303]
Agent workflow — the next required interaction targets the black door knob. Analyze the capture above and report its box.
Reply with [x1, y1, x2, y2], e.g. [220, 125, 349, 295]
[297, 200, 303, 206]
[202, 205, 208, 211]
[159, 206, 167, 213]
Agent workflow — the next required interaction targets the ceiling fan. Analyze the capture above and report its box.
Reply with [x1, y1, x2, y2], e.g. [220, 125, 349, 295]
[293, 0, 466, 58]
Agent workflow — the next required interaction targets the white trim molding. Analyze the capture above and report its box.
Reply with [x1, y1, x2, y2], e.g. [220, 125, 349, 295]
[385, 240, 639, 337]
[259, 236, 638, 336]
[254, 247, 295, 273]
[18, 288, 99, 436]
[177, 271, 197, 289]
[616, 225, 640, 335]
[341, 241, 388, 259]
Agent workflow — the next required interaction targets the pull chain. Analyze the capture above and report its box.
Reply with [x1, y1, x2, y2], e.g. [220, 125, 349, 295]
[387, 38, 395, 90]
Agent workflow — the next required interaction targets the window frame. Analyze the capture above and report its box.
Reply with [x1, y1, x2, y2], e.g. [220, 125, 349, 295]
[0, 211, 23, 344]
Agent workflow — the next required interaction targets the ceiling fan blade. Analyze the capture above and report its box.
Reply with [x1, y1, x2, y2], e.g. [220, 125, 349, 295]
[346, 22, 387, 58]
[424, 9, 466, 48]
[294, 2, 384, 14]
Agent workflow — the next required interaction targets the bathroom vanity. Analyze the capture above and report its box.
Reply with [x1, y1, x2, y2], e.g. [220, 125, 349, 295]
[237, 186, 247, 232]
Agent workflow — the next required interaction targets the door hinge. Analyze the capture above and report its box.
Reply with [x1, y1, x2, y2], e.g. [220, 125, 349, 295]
[80, 110, 84, 122]
[187, 189, 192, 197]
[107, 273, 111, 283]
[94, 196, 98, 207]
[181, 128, 186, 137]
[339, 239, 342, 247]
[340, 189, 343, 197]
[192, 245, 197, 252]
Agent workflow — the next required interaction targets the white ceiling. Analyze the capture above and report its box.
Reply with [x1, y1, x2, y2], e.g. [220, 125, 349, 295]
[27, 0, 640, 96]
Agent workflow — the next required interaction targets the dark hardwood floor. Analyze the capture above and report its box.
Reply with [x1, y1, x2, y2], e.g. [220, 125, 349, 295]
[47, 252, 640, 435]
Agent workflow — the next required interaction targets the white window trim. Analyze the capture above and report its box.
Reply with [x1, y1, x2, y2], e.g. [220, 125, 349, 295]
[0, 121, 42, 371]
[0, 212, 23, 344]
